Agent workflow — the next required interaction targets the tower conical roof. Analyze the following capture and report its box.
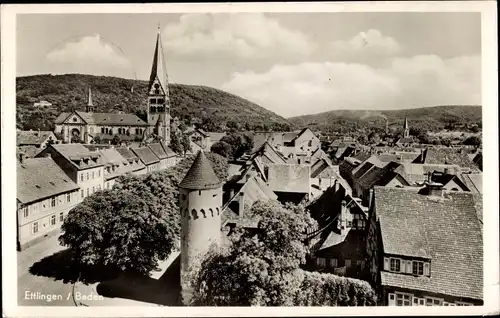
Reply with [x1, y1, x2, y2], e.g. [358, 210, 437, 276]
[403, 117, 409, 130]
[148, 25, 169, 97]
[179, 151, 222, 190]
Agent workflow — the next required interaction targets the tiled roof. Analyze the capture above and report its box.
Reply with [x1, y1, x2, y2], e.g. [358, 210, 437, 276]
[17, 130, 56, 146]
[17, 158, 79, 204]
[179, 151, 222, 190]
[395, 137, 415, 144]
[375, 186, 483, 300]
[222, 177, 277, 228]
[461, 173, 483, 194]
[17, 146, 43, 158]
[401, 163, 462, 185]
[148, 143, 168, 159]
[251, 141, 287, 165]
[42, 144, 103, 169]
[54, 112, 71, 124]
[267, 163, 310, 193]
[98, 148, 140, 179]
[115, 146, 139, 161]
[352, 155, 385, 179]
[159, 141, 177, 158]
[148, 31, 169, 94]
[414, 148, 478, 170]
[131, 147, 160, 166]
[76, 111, 148, 126]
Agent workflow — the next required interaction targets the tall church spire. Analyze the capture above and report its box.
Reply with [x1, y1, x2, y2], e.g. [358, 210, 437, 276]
[86, 86, 95, 113]
[146, 24, 171, 145]
[403, 117, 409, 138]
[148, 24, 169, 97]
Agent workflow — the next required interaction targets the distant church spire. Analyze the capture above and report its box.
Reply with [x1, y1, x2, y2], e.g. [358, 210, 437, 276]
[86, 86, 95, 113]
[403, 117, 409, 138]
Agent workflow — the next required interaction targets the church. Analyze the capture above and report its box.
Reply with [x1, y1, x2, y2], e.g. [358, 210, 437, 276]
[54, 27, 171, 145]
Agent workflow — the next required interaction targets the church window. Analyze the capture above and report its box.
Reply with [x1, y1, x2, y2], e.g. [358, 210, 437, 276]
[200, 209, 206, 218]
[73, 117, 77, 122]
[150, 98, 157, 104]
[209, 208, 214, 217]
[101, 127, 105, 133]
[135, 128, 139, 135]
[216, 207, 220, 215]
[192, 209, 199, 220]
[158, 98, 164, 104]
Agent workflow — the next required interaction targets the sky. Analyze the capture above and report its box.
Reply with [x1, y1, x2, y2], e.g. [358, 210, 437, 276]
[16, 12, 482, 117]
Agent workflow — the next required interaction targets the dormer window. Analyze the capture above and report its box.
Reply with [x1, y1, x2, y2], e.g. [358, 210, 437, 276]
[412, 261, 424, 275]
[390, 258, 401, 272]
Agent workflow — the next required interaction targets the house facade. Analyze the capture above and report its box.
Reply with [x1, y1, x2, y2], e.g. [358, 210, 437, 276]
[365, 185, 483, 306]
[36, 144, 105, 200]
[17, 155, 80, 250]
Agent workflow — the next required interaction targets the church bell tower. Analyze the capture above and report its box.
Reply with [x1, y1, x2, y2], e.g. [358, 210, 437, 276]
[147, 24, 171, 144]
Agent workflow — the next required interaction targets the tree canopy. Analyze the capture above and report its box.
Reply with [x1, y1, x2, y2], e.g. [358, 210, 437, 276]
[189, 200, 376, 306]
[59, 189, 176, 274]
[211, 132, 254, 159]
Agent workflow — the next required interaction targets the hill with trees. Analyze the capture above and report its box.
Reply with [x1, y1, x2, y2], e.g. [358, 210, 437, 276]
[288, 106, 482, 136]
[16, 74, 292, 132]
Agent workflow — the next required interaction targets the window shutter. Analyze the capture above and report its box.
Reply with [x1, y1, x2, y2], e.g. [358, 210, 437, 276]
[388, 293, 396, 306]
[384, 257, 390, 271]
[424, 262, 430, 276]
[401, 260, 406, 273]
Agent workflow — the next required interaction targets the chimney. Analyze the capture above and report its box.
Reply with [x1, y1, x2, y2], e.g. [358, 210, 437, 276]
[426, 182, 444, 197]
[368, 188, 374, 210]
[340, 200, 348, 241]
[443, 167, 449, 175]
[238, 192, 245, 217]
[19, 153, 25, 163]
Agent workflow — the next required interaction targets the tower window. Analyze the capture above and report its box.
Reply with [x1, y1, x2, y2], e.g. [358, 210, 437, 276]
[209, 208, 214, 217]
[158, 98, 164, 104]
[200, 209, 206, 218]
[192, 209, 199, 220]
[150, 98, 157, 104]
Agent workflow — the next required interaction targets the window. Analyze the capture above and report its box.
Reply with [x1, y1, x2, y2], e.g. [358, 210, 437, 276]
[158, 98, 164, 104]
[81, 190, 84, 198]
[101, 127, 105, 133]
[345, 259, 351, 268]
[89, 127, 93, 133]
[92, 171, 95, 179]
[425, 297, 443, 306]
[316, 257, 326, 268]
[347, 220, 352, 227]
[412, 261, 424, 275]
[22, 206, 28, 218]
[329, 258, 338, 268]
[80, 174, 84, 182]
[51, 197, 56, 207]
[73, 117, 77, 122]
[86, 188, 89, 197]
[308, 140, 312, 147]
[396, 293, 412, 306]
[86, 172, 89, 180]
[32, 222, 39, 233]
[98, 170, 100, 177]
[67, 193, 71, 202]
[390, 258, 401, 272]
[59, 212, 64, 222]
[50, 215, 56, 226]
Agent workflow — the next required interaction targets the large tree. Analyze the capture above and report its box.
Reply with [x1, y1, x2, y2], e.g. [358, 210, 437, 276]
[59, 189, 176, 274]
[190, 200, 377, 306]
[212, 132, 254, 159]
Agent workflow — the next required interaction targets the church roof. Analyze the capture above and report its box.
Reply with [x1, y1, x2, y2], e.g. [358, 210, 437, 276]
[179, 151, 221, 190]
[55, 111, 148, 126]
[148, 28, 169, 96]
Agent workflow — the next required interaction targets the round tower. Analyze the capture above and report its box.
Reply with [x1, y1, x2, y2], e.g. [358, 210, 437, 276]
[178, 151, 223, 305]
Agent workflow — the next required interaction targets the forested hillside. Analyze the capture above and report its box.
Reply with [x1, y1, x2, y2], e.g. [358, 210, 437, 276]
[16, 74, 292, 132]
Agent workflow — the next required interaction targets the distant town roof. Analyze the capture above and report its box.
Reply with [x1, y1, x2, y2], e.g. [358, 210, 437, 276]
[179, 151, 222, 190]
[17, 157, 79, 204]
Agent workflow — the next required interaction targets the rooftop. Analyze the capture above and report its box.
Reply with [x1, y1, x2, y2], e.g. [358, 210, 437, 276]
[17, 130, 56, 146]
[267, 163, 310, 193]
[17, 158, 80, 204]
[374, 186, 483, 300]
[55, 111, 148, 126]
[179, 151, 222, 190]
